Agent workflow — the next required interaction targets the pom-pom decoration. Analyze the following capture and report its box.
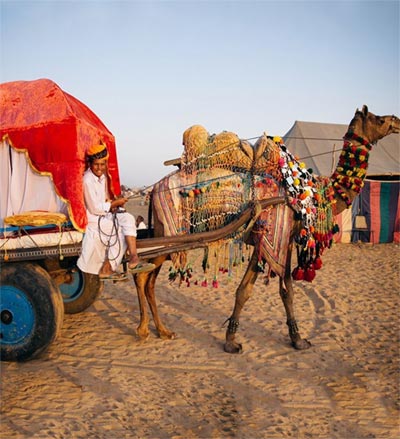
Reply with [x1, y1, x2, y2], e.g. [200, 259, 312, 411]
[292, 266, 304, 280]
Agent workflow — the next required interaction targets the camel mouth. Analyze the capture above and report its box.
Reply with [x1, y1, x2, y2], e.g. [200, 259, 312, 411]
[390, 116, 400, 134]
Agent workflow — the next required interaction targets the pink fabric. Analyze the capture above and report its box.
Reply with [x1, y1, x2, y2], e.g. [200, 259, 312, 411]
[369, 181, 381, 244]
[393, 194, 400, 243]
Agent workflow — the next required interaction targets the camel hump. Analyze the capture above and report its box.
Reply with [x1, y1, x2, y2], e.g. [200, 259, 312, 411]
[181, 126, 254, 172]
[211, 131, 240, 152]
[211, 131, 253, 170]
[182, 125, 209, 162]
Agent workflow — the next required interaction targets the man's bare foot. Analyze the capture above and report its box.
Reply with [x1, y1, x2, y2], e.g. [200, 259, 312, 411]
[128, 254, 140, 270]
[99, 260, 114, 277]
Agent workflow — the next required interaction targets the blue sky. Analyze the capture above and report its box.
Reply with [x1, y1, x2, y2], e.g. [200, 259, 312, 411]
[1, 0, 399, 187]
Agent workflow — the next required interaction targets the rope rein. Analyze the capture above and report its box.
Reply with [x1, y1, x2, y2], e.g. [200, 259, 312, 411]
[97, 212, 123, 261]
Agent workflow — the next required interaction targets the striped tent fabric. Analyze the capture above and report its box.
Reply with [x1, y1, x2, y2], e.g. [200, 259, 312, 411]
[333, 209, 352, 243]
[329, 180, 399, 244]
[353, 180, 400, 244]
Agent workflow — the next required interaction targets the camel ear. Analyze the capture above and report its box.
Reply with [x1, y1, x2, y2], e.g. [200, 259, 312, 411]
[362, 105, 368, 115]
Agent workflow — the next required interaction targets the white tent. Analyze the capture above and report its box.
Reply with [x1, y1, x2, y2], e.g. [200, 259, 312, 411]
[283, 120, 399, 177]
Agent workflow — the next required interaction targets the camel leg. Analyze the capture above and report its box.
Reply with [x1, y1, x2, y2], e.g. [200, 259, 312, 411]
[224, 250, 259, 354]
[280, 244, 311, 350]
[134, 255, 176, 340]
[134, 270, 151, 339]
[144, 256, 176, 340]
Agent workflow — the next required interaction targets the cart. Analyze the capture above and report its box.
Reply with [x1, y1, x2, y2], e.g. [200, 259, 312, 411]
[0, 78, 120, 361]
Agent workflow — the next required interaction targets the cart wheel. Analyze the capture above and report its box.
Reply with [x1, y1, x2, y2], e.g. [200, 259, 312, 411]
[60, 268, 102, 314]
[0, 263, 64, 362]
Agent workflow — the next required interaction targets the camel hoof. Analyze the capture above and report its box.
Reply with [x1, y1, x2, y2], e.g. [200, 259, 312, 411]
[136, 328, 150, 340]
[292, 338, 312, 350]
[159, 331, 176, 340]
[224, 341, 243, 354]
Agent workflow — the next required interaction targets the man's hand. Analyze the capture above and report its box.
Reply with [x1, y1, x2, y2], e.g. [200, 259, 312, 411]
[110, 197, 128, 212]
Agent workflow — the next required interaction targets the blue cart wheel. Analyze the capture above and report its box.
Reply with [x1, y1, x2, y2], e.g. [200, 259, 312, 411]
[1, 285, 35, 345]
[60, 268, 102, 314]
[1, 263, 64, 362]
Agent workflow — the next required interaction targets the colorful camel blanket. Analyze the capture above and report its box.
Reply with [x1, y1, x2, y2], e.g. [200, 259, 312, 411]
[251, 188, 293, 277]
[152, 169, 292, 278]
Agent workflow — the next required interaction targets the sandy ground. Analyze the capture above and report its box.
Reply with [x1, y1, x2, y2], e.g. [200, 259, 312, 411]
[1, 198, 399, 438]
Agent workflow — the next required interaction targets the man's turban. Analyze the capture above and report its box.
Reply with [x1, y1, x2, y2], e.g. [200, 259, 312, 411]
[87, 142, 109, 160]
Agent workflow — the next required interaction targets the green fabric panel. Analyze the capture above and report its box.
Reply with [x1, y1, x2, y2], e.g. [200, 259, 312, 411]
[379, 183, 391, 243]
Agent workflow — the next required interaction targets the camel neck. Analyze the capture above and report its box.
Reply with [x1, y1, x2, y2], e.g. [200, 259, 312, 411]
[343, 131, 373, 149]
[330, 132, 372, 213]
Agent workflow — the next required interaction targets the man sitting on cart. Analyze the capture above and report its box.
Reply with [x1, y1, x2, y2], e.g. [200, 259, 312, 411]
[77, 142, 152, 281]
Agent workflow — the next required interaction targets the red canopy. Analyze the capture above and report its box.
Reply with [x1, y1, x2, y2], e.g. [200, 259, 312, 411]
[0, 78, 121, 231]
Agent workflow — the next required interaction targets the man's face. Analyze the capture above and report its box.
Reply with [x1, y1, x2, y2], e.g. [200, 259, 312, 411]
[90, 158, 107, 178]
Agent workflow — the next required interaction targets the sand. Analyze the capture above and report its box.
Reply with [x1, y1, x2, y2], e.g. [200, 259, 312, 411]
[1, 198, 399, 438]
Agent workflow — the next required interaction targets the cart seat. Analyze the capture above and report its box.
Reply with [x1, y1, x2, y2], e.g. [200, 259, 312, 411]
[4, 211, 67, 228]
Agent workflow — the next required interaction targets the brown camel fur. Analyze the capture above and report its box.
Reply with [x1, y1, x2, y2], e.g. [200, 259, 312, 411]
[133, 106, 399, 353]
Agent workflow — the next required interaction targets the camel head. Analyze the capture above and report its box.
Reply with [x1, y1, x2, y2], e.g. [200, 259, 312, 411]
[347, 105, 400, 144]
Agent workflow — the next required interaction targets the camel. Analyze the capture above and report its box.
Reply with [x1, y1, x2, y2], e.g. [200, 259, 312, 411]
[133, 106, 399, 353]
